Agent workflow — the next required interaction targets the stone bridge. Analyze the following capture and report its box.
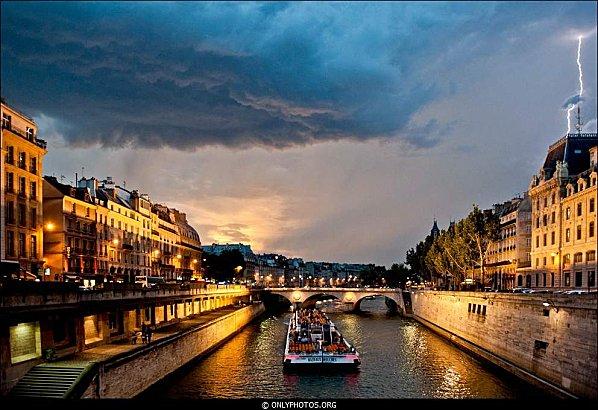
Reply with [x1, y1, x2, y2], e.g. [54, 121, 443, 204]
[263, 287, 404, 312]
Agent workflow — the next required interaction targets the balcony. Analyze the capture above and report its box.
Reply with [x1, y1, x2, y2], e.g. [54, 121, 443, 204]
[517, 260, 531, 269]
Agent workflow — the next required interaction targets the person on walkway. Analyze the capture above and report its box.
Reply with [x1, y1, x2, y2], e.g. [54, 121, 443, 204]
[141, 323, 148, 344]
[146, 325, 153, 343]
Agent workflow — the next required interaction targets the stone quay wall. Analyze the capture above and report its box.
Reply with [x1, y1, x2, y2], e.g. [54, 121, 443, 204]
[409, 291, 597, 399]
[81, 302, 265, 398]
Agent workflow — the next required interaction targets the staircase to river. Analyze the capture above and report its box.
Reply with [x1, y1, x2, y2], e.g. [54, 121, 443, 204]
[9, 362, 96, 398]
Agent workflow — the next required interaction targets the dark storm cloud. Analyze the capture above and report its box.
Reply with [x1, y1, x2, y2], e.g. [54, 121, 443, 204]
[1, 2, 595, 150]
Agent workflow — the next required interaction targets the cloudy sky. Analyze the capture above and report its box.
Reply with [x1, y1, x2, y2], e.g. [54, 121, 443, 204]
[2, 2, 597, 266]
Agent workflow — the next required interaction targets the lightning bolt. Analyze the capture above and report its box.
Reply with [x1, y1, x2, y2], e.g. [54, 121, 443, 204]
[566, 36, 584, 134]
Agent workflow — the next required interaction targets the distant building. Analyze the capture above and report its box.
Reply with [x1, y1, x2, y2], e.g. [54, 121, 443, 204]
[430, 219, 440, 239]
[486, 194, 532, 290]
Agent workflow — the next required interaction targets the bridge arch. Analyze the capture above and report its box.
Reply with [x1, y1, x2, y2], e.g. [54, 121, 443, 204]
[263, 288, 404, 313]
[352, 294, 400, 313]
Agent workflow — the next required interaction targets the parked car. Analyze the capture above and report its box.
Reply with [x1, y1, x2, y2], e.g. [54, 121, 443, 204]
[563, 289, 589, 295]
[511, 287, 531, 293]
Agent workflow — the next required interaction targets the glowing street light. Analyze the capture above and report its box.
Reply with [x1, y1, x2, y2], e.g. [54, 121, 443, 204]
[112, 238, 119, 245]
[176, 254, 182, 259]
[45, 222, 55, 231]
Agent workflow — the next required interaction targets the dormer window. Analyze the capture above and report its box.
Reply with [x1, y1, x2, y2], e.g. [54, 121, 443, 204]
[26, 127, 34, 140]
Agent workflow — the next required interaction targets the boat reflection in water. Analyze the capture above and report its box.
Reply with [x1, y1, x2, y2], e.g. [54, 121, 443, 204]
[283, 308, 360, 370]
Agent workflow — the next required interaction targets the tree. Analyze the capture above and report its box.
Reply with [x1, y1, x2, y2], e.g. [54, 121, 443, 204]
[359, 264, 387, 287]
[463, 205, 500, 287]
[406, 234, 434, 282]
[203, 250, 246, 282]
[387, 263, 410, 288]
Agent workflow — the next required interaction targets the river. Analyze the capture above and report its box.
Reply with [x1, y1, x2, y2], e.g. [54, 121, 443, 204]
[145, 298, 545, 398]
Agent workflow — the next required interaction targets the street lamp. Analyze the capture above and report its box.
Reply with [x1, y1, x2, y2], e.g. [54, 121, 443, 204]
[45, 222, 55, 231]
[112, 238, 119, 245]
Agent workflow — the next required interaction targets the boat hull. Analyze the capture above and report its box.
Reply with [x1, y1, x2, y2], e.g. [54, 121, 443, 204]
[283, 354, 361, 370]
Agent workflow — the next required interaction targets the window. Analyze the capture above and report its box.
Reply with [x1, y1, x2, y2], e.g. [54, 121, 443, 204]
[589, 271, 596, 287]
[2, 113, 12, 128]
[533, 340, 548, 358]
[535, 236, 539, 248]
[536, 199, 540, 211]
[577, 203, 582, 216]
[574, 253, 583, 264]
[575, 271, 583, 287]
[590, 198, 595, 213]
[543, 215, 547, 226]
[551, 193, 555, 205]
[30, 181, 36, 200]
[6, 231, 15, 256]
[19, 177, 26, 197]
[30, 157, 37, 174]
[544, 197, 547, 208]
[543, 272, 547, 287]
[551, 231, 555, 245]
[590, 222, 595, 238]
[5, 145, 14, 164]
[18, 233, 26, 257]
[563, 254, 571, 265]
[576, 225, 582, 240]
[535, 258, 539, 267]
[26, 127, 34, 140]
[543, 257, 546, 266]
[86, 207, 90, 217]
[566, 207, 571, 220]
[31, 235, 37, 259]
[18, 203, 26, 227]
[566, 228, 571, 242]
[5, 172, 14, 192]
[5, 202, 15, 226]
[564, 272, 571, 286]
[551, 211, 555, 224]
[29, 208, 37, 228]
[587, 251, 596, 262]
[543, 234, 547, 246]
[18, 151, 26, 169]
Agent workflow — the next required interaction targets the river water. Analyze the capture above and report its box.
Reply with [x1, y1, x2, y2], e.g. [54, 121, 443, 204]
[145, 298, 545, 399]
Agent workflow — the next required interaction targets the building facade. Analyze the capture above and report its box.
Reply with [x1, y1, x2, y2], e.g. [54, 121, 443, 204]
[1, 101, 47, 278]
[486, 195, 532, 290]
[40, 175, 202, 283]
[42, 177, 98, 282]
[528, 132, 597, 289]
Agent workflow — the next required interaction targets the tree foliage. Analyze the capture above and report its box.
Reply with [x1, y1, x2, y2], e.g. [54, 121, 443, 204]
[410, 204, 501, 289]
[203, 250, 246, 282]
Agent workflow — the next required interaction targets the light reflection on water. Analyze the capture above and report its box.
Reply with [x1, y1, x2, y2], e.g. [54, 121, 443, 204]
[145, 298, 545, 399]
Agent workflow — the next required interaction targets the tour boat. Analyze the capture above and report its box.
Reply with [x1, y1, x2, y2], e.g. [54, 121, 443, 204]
[283, 308, 361, 369]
